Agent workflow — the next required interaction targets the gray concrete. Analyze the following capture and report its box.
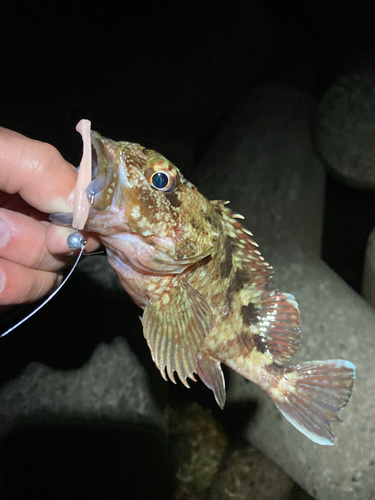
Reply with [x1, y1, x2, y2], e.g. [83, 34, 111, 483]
[362, 227, 375, 308]
[197, 86, 375, 499]
[197, 86, 325, 256]
[0, 336, 165, 432]
[315, 66, 375, 190]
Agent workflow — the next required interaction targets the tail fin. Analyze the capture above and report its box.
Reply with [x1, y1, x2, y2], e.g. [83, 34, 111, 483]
[273, 360, 356, 445]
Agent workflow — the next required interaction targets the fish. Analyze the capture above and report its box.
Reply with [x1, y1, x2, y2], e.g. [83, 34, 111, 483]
[51, 131, 356, 445]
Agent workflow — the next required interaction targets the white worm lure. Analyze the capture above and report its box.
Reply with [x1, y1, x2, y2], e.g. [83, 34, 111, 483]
[73, 119, 92, 231]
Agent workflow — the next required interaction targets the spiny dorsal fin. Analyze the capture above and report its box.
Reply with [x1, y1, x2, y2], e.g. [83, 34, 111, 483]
[142, 280, 214, 387]
[211, 201, 300, 365]
[211, 200, 273, 287]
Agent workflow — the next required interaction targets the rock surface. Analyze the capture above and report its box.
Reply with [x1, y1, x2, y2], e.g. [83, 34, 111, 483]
[228, 254, 375, 500]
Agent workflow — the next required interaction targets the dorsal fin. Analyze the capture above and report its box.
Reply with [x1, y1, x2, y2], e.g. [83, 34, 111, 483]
[211, 201, 273, 287]
[211, 201, 301, 365]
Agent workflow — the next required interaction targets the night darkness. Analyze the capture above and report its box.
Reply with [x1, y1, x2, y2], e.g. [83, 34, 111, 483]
[1, 1, 375, 499]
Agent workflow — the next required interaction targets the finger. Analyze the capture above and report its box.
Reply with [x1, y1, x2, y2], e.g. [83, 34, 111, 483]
[0, 192, 47, 221]
[0, 208, 76, 271]
[0, 128, 31, 140]
[0, 127, 78, 213]
[45, 224, 101, 255]
[0, 259, 62, 305]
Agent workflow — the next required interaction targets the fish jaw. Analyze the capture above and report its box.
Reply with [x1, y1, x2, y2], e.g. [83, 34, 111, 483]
[85, 131, 218, 274]
[103, 233, 212, 275]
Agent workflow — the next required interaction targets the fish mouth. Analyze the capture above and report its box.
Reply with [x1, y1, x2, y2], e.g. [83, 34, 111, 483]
[49, 131, 109, 230]
[87, 130, 112, 203]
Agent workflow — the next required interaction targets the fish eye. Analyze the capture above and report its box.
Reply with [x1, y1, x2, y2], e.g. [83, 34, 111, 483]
[144, 162, 178, 192]
[151, 171, 172, 190]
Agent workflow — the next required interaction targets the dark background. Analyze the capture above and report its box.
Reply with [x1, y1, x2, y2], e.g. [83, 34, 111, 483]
[1, 1, 374, 165]
[1, 1, 375, 498]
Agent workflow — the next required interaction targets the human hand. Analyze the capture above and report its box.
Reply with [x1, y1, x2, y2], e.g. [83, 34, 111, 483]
[0, 127, 99, 305]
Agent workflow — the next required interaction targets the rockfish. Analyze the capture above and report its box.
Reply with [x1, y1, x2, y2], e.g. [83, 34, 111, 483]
[52, 132, 356, 445]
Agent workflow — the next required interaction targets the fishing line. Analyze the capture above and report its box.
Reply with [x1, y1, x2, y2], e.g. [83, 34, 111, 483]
[0, 232, 86, 339]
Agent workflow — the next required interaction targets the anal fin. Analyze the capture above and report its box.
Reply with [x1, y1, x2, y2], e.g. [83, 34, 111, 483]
[196, 354, 226, 409]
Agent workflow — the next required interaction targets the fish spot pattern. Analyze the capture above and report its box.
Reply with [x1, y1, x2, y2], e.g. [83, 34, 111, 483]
[165, 192, 181, 208]
[241, 302, 260, 326]
[254, 333, 268, 354]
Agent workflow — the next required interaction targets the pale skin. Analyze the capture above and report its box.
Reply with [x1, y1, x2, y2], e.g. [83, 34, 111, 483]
[0, 127, 100, 306]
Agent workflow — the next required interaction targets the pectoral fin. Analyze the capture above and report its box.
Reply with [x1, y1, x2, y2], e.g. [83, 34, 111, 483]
[142, 281, 214, 387]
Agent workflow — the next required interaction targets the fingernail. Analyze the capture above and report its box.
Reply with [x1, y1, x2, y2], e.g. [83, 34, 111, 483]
[45, 196, 73, 214]
[0, 270, 5, 293]
[0, 218, 11, 248]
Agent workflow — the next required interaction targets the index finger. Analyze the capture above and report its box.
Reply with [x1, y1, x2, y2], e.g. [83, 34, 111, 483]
[0, 127, 77, 214]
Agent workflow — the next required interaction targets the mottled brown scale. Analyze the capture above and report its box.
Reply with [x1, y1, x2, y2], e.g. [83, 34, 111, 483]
[225, 268, 249, 310]
[220, 236, 234, 278]
[165, 192, 181, 208]
[80, 132, 356, 445]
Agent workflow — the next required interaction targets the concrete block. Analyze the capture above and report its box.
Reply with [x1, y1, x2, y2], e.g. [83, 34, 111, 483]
[0, 337, 164, 430]
[197, 86, 325, 257]
[315, 66, 375, 190]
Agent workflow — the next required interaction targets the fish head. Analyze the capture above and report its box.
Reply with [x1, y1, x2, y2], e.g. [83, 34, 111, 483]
[86, 131, 219, 274]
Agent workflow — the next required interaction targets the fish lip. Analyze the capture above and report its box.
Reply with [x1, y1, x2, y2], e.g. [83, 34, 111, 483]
[88, 130, 115, 202]
[91, 141, 98, 180]
[90, 130, 102, 161]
